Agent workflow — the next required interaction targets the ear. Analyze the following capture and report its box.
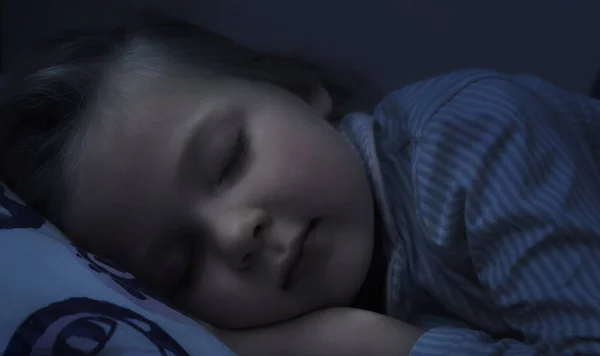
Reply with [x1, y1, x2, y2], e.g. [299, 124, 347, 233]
[307, 85, 333, 117]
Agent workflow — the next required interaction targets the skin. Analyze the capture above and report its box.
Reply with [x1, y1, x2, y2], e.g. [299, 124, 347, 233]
[63, 73, 375, 329]
[218, 307, 424, 356]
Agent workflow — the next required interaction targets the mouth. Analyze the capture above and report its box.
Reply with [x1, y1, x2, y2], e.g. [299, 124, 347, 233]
[282, 219, 318, 290]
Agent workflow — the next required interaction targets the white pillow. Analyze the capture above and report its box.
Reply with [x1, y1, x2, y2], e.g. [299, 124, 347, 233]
[0, 183, 234, 356]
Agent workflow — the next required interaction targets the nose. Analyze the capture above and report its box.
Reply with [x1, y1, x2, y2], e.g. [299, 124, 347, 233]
[209, 206, 269, 270]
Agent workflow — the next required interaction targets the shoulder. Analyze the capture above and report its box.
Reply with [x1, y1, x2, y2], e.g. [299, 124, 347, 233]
[373, 69, 520, 136]
[406, 71, 571, 241]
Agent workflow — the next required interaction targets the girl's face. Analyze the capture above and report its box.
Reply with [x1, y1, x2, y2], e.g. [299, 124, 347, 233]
[64, 74, 374, 328]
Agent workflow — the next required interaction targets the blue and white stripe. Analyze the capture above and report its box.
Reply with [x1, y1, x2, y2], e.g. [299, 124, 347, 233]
[341, 70, 600, 355]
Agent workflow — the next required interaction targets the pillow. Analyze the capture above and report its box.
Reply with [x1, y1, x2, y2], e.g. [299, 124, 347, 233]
[0, 183, 234, 356]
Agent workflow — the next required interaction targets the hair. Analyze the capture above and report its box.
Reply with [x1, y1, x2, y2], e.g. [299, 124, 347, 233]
[0, 18, 374, 228]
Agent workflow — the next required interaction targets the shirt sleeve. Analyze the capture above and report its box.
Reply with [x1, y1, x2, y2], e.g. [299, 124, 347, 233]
[410, 73, 600, 355]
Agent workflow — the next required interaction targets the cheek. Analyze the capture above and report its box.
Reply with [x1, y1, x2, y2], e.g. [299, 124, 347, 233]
[249, 124, 368, 216]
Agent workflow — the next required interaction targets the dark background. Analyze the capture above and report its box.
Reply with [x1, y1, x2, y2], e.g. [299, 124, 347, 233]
[2, 0, 600, 94]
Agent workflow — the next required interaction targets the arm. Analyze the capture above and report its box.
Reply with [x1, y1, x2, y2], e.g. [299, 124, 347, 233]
[215, 308, 423, 356]
[412, 73, 600, 355]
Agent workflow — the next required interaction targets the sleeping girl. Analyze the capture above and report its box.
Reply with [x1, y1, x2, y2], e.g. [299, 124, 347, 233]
[2, 19, 600, 355]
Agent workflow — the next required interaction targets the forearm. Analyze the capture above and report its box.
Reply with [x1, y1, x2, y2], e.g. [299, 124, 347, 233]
[220, 308, 424, 356]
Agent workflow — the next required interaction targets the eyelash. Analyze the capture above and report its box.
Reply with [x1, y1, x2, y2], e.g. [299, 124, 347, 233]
[217, 130, 248, 186]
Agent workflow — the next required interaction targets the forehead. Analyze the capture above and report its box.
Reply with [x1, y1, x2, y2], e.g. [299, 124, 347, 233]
[78, 72, 299, 193]
[82, 75, 204, 193]
[64, 75, 205, 263]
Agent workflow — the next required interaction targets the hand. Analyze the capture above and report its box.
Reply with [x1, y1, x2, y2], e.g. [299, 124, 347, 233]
[214, 307, 425, 356]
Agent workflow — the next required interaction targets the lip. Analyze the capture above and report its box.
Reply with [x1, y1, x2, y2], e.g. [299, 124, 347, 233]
[281, 219, 318, 290]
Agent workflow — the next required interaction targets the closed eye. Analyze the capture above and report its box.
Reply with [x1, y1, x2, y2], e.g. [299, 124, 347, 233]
[217, 130, 248, 186]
